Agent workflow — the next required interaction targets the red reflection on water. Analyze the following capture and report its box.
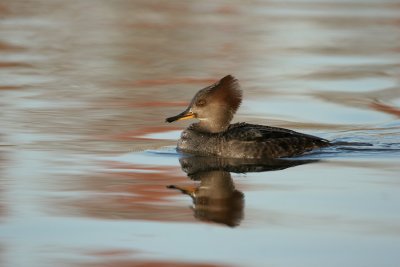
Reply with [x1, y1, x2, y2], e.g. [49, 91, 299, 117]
[0, 3, 7, 14]
[107, 126, 180, 141]
[0, 86, 23, 90]
[79, 259, 228, 267]
[0, 41, 25, 51]
[86, 249, 137, 257]
[216, 5, 239, 15]
[370, 100, 400, 117]
[58, 163, 193, 222]
[0, 62, 32, 68]
[101, 163, 184, 203]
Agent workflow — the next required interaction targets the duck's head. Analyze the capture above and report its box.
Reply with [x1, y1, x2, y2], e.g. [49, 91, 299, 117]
[166, 75, 242, 133]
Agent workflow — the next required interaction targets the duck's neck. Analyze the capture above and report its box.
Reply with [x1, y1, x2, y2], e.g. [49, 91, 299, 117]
[192, 119, 231, 133]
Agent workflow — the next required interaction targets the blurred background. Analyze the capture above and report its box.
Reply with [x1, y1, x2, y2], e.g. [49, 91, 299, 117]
[1, 1, 400, 267]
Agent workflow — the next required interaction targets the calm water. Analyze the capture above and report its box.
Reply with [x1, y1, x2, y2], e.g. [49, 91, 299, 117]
[1, 1, 400, 266]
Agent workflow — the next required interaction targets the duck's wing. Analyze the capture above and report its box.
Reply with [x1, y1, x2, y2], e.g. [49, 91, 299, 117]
[225, 123, 329, 144]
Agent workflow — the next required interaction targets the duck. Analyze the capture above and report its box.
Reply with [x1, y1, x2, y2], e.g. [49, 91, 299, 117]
[166, 75, 330, 159]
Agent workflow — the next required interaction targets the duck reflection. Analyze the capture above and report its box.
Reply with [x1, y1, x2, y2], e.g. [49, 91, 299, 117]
[168, 169, 243, 227]
[168, 156, 316, 227]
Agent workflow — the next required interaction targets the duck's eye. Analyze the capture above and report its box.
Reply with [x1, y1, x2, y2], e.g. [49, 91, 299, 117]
[196, 99, 206, 107]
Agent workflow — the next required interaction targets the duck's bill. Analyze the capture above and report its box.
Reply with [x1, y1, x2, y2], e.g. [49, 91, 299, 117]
[166, 110, 195, 123]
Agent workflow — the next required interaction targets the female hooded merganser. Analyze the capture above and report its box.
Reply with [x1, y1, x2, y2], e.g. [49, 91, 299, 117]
[166, 75, 330, 159]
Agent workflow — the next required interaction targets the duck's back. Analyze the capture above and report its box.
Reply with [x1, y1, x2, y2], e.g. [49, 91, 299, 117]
[221, 123, 329, 158]
[178, 122, 330, 159]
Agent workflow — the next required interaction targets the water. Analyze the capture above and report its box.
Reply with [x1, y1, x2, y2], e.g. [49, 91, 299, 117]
[1, 1, 400, 266]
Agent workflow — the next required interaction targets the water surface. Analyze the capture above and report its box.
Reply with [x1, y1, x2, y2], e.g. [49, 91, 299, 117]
[1, 1, 400, 267]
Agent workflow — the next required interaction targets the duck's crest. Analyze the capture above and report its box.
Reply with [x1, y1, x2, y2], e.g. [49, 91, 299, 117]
[211, 75, 242, 113]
